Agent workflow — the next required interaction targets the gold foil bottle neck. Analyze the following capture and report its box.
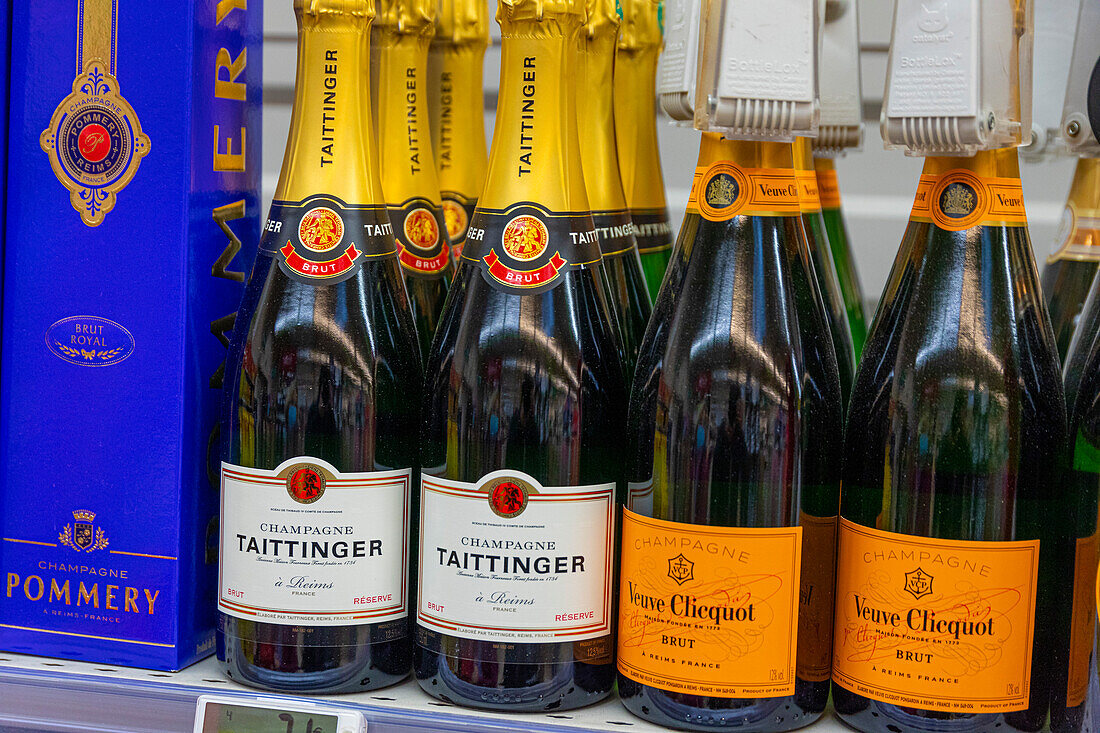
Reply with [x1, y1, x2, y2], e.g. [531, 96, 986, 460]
[436, 0, 490, 45]
[922, 148, 1022, 179]
[583, 0, 620, 38]
[498, 0, 586, 24]
[793, 137, 814, 172]
[617, 0, 660, 51]
[296, 0, 374, 27]
[374, 0, 436, 34]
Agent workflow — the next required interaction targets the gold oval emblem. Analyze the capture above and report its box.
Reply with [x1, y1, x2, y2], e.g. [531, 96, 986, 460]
[502, 215, 549, 262]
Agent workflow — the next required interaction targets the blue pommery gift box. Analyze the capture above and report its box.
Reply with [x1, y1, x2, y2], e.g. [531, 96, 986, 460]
[0, 0, 261, 670]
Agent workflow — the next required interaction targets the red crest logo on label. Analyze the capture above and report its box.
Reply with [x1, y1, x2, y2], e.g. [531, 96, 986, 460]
[78, 124, 111, 163]
[502, 215, 549, 261]
[298, 207, 345, 252]
[404, 208, 440, 251]
[443, 200, 468, 239]
[287, 465, 326, 504]
[489, 480, 529, 518]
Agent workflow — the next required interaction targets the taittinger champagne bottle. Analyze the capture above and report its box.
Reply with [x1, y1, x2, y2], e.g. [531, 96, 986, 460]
[832, 149, 1069, 733]
[428, 0, 489, 261]
[415, 0, 626, 710]
[217, 0, 422, 693]
[373, 0, 454, 358]
[616, 0, 673, 300]
[578, 0, 652, 375]
[618, 134, 843, 731]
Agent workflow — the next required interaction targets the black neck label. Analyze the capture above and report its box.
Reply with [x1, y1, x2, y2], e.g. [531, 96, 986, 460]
[462, 203, 601, 293]
[261, 194, 396, 285]
[388, 197, 452, 278]
[631, 208, 674, 255]
[592, 209, 637, 259]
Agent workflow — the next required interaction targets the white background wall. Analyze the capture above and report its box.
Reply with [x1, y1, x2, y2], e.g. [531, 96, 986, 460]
[261, 1, 1078, 306]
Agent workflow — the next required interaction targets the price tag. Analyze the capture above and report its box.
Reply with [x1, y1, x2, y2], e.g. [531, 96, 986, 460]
[194, 695, 366, 733]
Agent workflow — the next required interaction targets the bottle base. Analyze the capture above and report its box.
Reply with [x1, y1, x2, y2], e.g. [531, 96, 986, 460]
[414, 642, 613, 711]
[831, 686, 1046, 733]
[217, 618, 410, 694]
[617, 675, 826, 731]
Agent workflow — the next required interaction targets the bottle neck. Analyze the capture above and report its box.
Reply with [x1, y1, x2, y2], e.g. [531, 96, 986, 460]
[688, 134, 801, 220]
[921, 148, 1021, 179]
[275, 17, 383, 204]
[577, 31, 628, 212]
[480, 18, 589, 212]
[793, 137, 821, 214]
[614, 48, 666, 211]
[1066, 157, 1100, 213]
[430, 42, 488, 197]
[695, 133, 795, 170]
[375, 30, 445, 205]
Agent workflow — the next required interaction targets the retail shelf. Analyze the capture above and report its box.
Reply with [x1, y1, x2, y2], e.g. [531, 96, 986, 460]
[0, 652, 849, 733]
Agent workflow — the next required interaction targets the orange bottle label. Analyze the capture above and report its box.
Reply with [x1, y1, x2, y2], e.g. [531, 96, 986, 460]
[1068, 530, 1100, 706]
[833, 519, 1040, 714]
[796, 170, 822, 213]
[687, 162, 802, 222]
[817, 168, 842, 210]
[797, 514, 838, 682]
[908, 170, 1027, 231]
[616, 509, 803, 698]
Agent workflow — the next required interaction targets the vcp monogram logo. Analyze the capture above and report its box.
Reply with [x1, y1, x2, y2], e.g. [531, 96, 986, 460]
[904, 567, 934, 600]
[667, 553, 695, 585]
[59, 510, 109, 552]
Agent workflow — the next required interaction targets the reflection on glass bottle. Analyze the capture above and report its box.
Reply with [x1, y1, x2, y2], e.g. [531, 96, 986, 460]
[618, 134, 842, 732]
[832, 149, 1070, 733]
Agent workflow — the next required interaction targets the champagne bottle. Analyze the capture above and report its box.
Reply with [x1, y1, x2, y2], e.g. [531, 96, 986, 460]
[428, 0, 489, 261]
[815, 156, 869, 357]
[833, 149, 1069, 732]
[415, 0, 626, 711]
[578, 0, 652, 374]
[1064, 272, 1100, 411]
[794, 137, 855, 402]
[217, 0, 422, 693]
[1042, 158, 1100, 361]
[1055, 282, 1100, 733]
[373, 0, 454, 358]
[616, 0, 673, 300]
[617, 134, 843, 730]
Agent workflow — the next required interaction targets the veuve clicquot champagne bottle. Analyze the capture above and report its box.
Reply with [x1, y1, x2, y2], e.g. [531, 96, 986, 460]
[578, 0, 652, 375]
[217, 0, 422, 694]
[1042, 157, 1100, 362]
[794, 137, 855, 403]
[373, 0, 453, 358]
[815, 156, 869, 357]
[617, 134, 843, 731]
[616, 0, 673, 301]
[833, 149, 1069, 732]
[428, 0, 489, 261]
[415, 0, 626, 711]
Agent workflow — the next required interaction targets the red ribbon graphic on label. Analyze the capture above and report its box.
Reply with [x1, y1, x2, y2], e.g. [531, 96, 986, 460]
[398, 245, 451, 274]
[484, 249, 568, 288]
[280, 242, 361, 279]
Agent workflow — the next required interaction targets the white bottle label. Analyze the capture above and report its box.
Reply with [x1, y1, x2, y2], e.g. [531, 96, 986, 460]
[218, 458, 410, 627]
[418, 470, 615, 642]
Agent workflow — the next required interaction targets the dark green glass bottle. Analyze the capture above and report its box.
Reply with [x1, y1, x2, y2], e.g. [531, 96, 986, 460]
[795, 138, 855, 404]
[1064, 273, 1100, 411]
[414, 0, 627, 711]
[1042, 158, 1100, 363]
[218, 0, 422, 693]
[832, 149, 1069, 733]
[815, 156, 869, 358]
[617, 134, 843, 731]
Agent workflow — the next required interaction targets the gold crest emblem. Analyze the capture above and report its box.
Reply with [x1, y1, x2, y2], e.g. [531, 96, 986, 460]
[59, 510, 109, 552]
[705, 174, 739, 208]
[501, 215, 549, 261]
[443, 200, 468, 240]
[404, 208, 441, 251]
[298, 207, 345, 252]
[940, 183, 976, 217]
